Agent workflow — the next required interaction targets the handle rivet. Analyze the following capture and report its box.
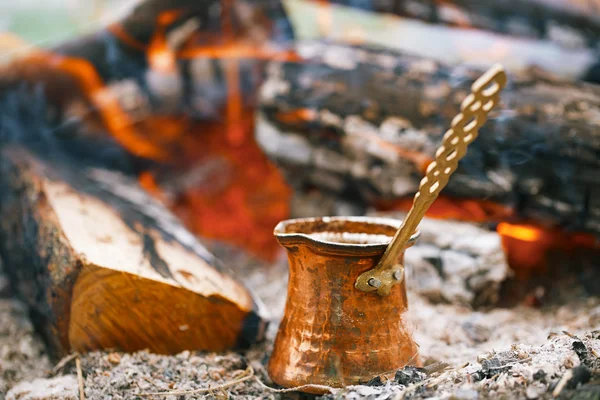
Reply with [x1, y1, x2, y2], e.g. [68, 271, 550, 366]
[368, 278, 382, 288]
[393, 270, 403, 280]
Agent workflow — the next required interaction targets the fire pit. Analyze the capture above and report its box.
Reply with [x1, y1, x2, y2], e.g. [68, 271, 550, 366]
[0, 0, 599, 399]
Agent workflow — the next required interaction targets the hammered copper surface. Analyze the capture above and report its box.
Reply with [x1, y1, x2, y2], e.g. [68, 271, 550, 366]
[268, 217, 419, 393]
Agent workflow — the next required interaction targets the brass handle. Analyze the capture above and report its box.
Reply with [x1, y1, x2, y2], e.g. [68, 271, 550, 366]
[355, 64, 508, 296]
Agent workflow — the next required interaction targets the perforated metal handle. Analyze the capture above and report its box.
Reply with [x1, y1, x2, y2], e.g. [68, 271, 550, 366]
[355, 64, 508, 296]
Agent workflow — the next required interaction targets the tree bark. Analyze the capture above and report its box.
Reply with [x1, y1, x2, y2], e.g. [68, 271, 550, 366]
[326, 0, 600, 50]
[258, 41, 600, 235]
[0, 147, 267, 359]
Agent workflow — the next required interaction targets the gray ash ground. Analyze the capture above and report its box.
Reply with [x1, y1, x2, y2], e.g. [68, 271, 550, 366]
[52, 297, 600, 400]
[0, 259, 51, 398]
[2, 232, 600, 399]
[61, 332, 600, 400]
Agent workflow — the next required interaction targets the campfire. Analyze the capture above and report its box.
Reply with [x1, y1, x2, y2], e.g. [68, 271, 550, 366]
[0, 0, 599, 398]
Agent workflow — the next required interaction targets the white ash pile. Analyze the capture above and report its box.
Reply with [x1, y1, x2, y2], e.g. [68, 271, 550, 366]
[402, 217, 510, 307]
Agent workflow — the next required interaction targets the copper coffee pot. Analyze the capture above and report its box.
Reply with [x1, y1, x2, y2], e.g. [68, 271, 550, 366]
[268, 65, 507, 392]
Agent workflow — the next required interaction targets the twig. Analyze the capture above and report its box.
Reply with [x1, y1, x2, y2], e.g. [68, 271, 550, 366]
[253, 376, 338, 394]
[552, 369, 573, 398]
[138, 365, 255, 396]
[76, 356, 85, 400]
[138, 364, 338, 397]
[50, 352, 79, 376]
[422, 361, 450, 375]
[425, 372, 452, 389]
[142, 376, 161, 389]
[562, 331, 579, 339]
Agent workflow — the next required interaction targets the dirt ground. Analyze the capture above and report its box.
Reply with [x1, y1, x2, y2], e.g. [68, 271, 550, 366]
[2, 240, 600, 399]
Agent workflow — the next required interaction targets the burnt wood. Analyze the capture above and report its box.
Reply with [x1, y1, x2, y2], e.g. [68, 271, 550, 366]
[55, 0, 295, 84]
[0, 0, 299, 263]
[0, 146, 268, 358]
[257, 41, 600, 236]
[0, 0, 295, 144]
[327, 0, 600, 50]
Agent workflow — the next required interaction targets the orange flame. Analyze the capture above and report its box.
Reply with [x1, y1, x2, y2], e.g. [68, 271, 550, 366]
[17, 51, 169, 161]
[10, 8, 296, 259]
[139, 8, 294, 258]
[497, 223, 542, 242]
[138, 9, 296, 258]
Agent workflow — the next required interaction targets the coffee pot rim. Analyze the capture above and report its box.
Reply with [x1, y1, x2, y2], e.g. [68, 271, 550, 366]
[274, 216, 420, 254]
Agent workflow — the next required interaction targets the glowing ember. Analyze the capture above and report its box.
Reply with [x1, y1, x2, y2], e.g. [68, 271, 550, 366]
[381, 196, 513, 222]
[497, 222, 543, 242]
[498, 222, 551, 276]
[498, 221, 598, 275]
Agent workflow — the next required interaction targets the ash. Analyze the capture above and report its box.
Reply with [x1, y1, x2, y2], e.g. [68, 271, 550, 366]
[2, 226, 600, 399]
[0, 259, 51, 397]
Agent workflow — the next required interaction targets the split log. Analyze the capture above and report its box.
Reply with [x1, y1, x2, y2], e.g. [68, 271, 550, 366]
[0, 146, 268, 358]
[258, 41, 600, 236]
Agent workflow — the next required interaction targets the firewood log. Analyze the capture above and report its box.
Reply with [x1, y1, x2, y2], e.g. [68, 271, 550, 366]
[324, 0, 600, 51]
[287, 0, 599, 82]
[0, 147, 268, 359]
[54, 0, 294, 86]
[257, 41, 600, 236]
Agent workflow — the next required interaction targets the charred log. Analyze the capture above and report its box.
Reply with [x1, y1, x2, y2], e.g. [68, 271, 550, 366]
[258, 42, 600, 236]
[0, 146, 267, 359]
[0, 0, 295, 152]
[55, 0, 295, 84]
[0, 0, 297, 258]
[326, 0, 600, 51]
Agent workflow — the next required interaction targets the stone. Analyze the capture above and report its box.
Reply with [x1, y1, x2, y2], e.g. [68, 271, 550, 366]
[452, 386, 479, 400]
[402, 216, 510, 307]
[525, 385, 541, 399]
[395, 367, 427, 386]
[6, 375, 78, 400]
